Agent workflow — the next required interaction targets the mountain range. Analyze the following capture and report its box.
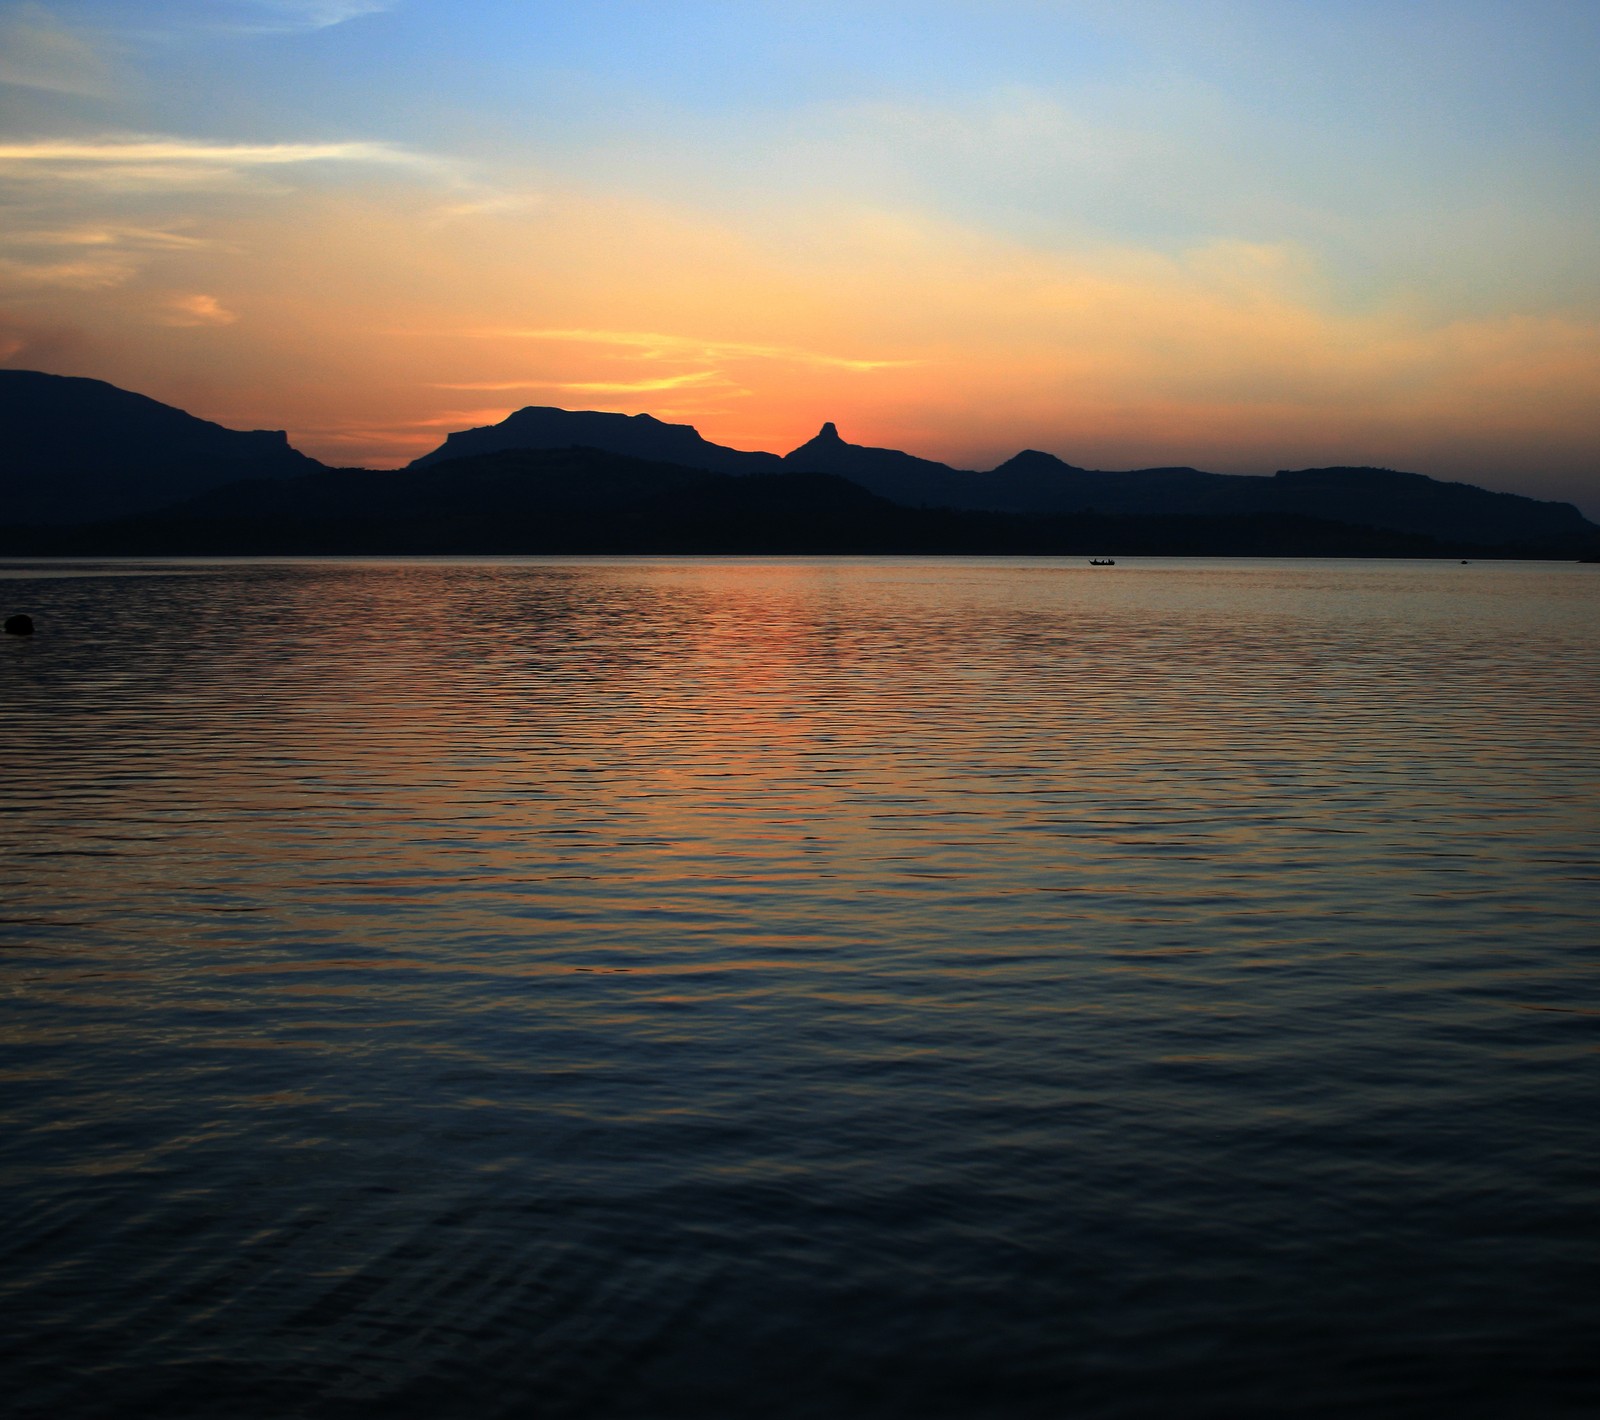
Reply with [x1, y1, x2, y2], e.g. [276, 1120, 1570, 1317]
[0, 370, 321, 525]
[2, 370, 1596, 557]
[409, 405, 1593, 548]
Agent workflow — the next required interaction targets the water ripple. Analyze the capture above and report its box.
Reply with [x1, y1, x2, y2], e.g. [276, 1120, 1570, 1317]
[1, 557, 1597, 1418]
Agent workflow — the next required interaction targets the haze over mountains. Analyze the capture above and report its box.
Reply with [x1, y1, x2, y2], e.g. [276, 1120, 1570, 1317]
[2, 370, 1595, 556]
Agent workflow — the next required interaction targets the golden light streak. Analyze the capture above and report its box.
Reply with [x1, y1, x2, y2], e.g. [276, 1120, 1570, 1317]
[0, 138, 419, 167]
[434, 370, 733, 394]
[469, 327, 916, 372]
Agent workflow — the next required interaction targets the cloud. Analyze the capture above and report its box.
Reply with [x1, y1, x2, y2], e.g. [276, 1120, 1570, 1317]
[162, 293, 237, 327]
[0, 223, 221, 297]
[396, 409, 519, 429]
[0, 138, 410, 165]
[0, 310, 91, 366]
[434, 370, 735, 395]
[142, 1, 394, 37]
[0, 5, 114, 98]
[242, 1, 392, 32]
[0, 136, 431, 190]
[430, 193, 545, 222]
[0, 254, 134, 290]
[8, 223, 212, 251]
[473, 327, 913, 373]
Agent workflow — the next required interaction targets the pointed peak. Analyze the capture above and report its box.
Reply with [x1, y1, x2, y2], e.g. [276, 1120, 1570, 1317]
[782, 420, 853, 461]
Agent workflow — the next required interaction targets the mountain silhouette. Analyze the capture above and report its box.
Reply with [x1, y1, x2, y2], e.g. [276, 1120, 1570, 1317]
[783, 420, 966, 482]
[408, 406, 782, 475]
[971, 450, 1592, 546]
[0, 370, 324, 524]
[408, 404, 1592, 547]
[2, 446, 1494, 559]
[3, 372, 1594, 552]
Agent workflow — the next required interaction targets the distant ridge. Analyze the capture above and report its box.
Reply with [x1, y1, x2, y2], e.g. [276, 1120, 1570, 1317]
[406, 403, 1594, 548]
[1, 446, 1511, 559]
[1, 371, 1594, 552]
[0, 370, 323, 524]
[408, 406, 782, 476]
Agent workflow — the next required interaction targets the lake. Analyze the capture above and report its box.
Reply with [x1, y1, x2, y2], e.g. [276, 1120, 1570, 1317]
[1, 556, 1596, 1418]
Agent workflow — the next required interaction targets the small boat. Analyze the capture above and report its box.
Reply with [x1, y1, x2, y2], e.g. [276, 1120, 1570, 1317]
[1089, 557, 1115, 566]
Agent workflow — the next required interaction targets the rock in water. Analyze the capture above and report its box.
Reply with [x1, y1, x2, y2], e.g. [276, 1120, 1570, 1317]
[5, 613, 34, 635]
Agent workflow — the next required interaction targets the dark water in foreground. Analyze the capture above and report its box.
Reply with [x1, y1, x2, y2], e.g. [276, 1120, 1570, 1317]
[1, 557, 1596, 1419]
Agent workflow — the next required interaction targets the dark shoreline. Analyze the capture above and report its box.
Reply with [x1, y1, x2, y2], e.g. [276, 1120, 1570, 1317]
[9, 450, 1597, 562]
[2, 521, 1586, 561]
[6, 484, 1591, 562]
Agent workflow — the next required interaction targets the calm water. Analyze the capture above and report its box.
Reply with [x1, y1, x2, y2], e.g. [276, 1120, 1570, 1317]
[1, 557, 1596, 1419]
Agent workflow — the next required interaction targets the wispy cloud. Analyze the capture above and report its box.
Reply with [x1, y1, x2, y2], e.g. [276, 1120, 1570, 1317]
[0, 223, 220, 295]
[179, 1, 393, 37]
[430, 193, 545, 222]
[161, 293, 237, 327]
[434, 370, 733, 395]
[254, 1, 391, 29]
[0, 5, 114, 98]
[470, 327, 912, 373]
[418, 412, 508, 430]
[5, 223, 213, 251]
[0, 311, 90, 367]
[0, 136, 422, 168]
[0, 136, 435, 194]
[0, 254, 132, 290]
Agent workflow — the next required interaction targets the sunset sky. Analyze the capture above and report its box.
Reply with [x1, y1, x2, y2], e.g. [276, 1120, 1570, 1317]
[2, 0, 1597, 511]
